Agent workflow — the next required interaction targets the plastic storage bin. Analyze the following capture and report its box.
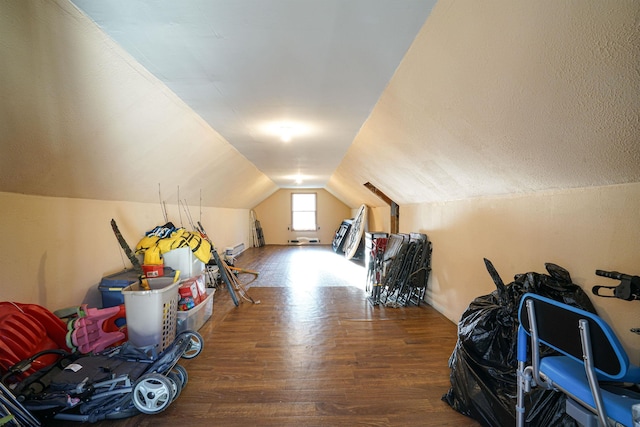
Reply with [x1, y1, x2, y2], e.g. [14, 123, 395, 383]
[177, 288, 215, 333]
[163, 247, 205, 279]
[99, 268, 177, 308]
[122, 280, 179, 352]
[99, 269, 140, 308]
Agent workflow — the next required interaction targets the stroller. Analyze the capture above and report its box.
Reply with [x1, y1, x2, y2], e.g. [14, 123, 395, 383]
[1, 330, 203, 425]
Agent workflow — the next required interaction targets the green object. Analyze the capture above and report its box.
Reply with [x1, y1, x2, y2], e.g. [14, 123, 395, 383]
[0, 415, 15, 426]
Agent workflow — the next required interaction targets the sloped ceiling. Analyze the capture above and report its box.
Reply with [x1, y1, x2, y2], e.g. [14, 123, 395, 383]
[68, 0, 435, 191]
[329, 1, 640, 207]
[1, 0, 277, 209]
[1, 1, 639, 210]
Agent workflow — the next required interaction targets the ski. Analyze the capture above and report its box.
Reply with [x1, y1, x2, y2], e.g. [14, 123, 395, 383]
[110, 219, 150, 290]
[195, 221, 240, 307]
[250, 209, 265, 247]
[250, 209, 259, 247]
[110, 219, 143, 273]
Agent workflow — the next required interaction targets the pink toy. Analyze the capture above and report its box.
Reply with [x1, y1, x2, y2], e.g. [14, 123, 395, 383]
[68, 304, 126, 354]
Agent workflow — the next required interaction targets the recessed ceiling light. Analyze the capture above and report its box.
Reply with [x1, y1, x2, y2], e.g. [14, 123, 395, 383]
[260, 121, 313, 142]
[280, 126, 293, 142]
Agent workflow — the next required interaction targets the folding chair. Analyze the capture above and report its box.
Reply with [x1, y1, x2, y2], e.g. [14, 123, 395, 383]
[516, 293, 640, 427]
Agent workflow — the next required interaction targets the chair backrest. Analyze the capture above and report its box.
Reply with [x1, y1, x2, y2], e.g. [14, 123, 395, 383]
[518, 293, 629, 380]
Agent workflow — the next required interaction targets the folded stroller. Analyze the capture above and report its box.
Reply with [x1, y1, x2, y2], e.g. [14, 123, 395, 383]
[1, 330, 203, 425]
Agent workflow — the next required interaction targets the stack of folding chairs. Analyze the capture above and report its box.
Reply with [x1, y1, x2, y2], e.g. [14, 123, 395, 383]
[379, 233, 432, 307]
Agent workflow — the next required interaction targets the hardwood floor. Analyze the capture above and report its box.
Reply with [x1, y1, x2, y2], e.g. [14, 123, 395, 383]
[91, 245, 479, 426]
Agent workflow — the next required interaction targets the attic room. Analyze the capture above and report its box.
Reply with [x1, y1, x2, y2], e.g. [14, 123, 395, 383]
[1, 0, 639, 426]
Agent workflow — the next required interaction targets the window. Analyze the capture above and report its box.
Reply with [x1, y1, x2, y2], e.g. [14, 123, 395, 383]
[291, 193, 317, 231]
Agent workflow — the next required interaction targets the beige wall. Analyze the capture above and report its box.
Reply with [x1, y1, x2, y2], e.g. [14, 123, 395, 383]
[253, 189, 352, 245]
[2, 184, 638, 363]
[401, 182, 640, 361]
[0, 192, 250, 311]
[368, 205, 391, 233]
[328, 1, 640, 209]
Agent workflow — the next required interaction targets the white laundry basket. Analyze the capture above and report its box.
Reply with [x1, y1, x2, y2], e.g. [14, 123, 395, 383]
[122, 279, 179, 352]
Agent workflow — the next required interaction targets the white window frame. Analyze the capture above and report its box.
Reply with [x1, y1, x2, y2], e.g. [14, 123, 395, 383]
[291, 193, 317, 231]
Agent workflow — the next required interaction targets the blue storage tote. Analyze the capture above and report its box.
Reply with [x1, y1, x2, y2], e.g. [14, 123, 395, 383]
[99, 268, 177, 308]
[99, 269, 140, 308]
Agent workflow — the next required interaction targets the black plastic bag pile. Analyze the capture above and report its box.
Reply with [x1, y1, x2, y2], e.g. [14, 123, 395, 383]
[442, 259, 596, 427]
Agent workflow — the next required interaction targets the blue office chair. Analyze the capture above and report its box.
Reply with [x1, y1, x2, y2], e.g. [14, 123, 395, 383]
[516, 293, 640, 427]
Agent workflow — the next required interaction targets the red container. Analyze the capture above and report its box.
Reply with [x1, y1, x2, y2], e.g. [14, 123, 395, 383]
[182, 274, 207, 302]
[179, 281, 201, 306]
[142, 264, 164, 278]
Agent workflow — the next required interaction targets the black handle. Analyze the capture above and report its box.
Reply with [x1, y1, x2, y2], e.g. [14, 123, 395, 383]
[595, 269, 633, 281]
[591, 285, 616, 298]
[593, 270, 640, 301]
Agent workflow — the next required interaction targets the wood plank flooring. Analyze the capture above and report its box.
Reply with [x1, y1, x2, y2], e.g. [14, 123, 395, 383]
[91, 245, 479, 427]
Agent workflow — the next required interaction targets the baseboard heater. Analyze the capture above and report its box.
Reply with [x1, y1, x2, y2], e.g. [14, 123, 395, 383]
[288, 237, 320, 244]
[225, 242, 246, 257]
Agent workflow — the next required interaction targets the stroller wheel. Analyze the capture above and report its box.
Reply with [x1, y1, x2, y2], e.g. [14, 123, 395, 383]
[167, 372, 183, 401]
[171, 364, 188, 387]
[181, 331, 204, 359]
[132, 373, 173, 414]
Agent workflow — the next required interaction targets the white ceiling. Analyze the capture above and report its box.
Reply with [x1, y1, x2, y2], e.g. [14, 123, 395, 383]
[69, 0, 436, 189]
[2, 1, 638, 210]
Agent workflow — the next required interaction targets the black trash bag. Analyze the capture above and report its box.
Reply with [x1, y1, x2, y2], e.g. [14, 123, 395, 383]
[442, 259, 597, 427]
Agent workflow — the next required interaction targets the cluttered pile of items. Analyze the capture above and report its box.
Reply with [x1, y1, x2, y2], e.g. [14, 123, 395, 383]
[443, 260, 640, 427]
[0, 217, 257, 425]
[123, 220, 217, 337]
